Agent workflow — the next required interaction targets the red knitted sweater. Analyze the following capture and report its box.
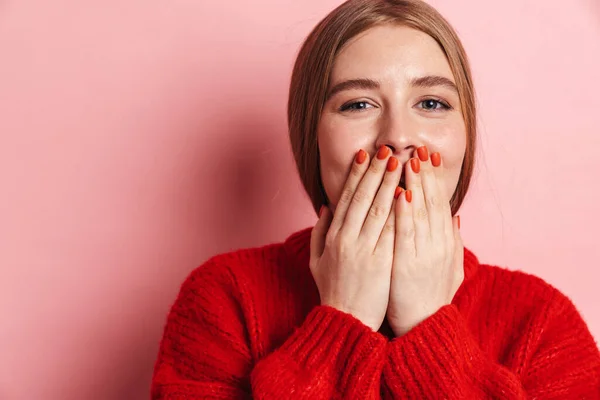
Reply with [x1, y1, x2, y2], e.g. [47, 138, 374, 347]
[151, 227, 600, 399]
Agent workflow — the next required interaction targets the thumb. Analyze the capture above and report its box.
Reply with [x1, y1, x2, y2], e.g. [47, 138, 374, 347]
[310, 205, 332, 263]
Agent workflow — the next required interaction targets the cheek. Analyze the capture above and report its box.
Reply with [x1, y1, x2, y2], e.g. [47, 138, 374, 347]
[317, 116, 373, 207]
[423, 116, 467, 198]
[427, 123, 466, 198]
[319, 147, 347, 207]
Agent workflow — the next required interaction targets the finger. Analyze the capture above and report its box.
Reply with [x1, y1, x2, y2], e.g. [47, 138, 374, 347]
[374, 197, 396, 256]
[327, 149, 371, 238]
[394, 187, 416, 259]
[360, 155, 403, 249]
[404, 156, 429, 256]
[417, 146, 445, 246]
[452, 215, 465, 272]
[452, 215, 465, 282]
[430, 151, 454, 246]
[310, 205, 333, 265]
[343, 145, 394, 238]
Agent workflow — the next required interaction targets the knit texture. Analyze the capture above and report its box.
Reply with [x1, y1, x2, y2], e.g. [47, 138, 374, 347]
[151, 227, 600, 399]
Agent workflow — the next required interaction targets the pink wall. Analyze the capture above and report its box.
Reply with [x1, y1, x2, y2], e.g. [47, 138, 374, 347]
[0, 1, 598, 398]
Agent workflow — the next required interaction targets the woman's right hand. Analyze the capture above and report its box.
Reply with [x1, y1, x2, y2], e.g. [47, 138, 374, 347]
[310, 145, 403, 331]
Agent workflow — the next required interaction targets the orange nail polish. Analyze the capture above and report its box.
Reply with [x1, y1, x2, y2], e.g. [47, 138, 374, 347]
[417, 146, 429, 162]
[431, 152, 441, 167]
[386, 157, 398, 172]
[394, 186, 403, 199]
[405, 190, 412, 203]
[377, 145, 390, 160]
[355, 149, 367, 164]
[410, 158, 420, 173]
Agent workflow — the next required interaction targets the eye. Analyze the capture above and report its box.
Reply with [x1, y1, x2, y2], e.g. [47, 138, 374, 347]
[340, 101, 374, 112]
[418, 99, 451, 111]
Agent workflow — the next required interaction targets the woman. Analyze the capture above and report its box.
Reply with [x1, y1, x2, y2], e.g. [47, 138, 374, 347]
[151, 0, 600, 398]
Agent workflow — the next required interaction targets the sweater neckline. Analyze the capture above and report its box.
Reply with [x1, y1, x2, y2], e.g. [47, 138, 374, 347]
[283, 226, 480, 283]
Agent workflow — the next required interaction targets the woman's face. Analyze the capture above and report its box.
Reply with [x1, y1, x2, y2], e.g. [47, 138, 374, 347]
[318, 24, 467, 213]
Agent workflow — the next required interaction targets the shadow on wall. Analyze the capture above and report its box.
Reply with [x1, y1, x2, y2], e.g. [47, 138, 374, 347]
[109, 114, 296, 400]
[192, 113, 297, 254]
[590, 0, 600, 24]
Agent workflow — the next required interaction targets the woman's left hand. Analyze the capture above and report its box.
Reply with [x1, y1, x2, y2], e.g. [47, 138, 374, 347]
[387, 146, 464, 337]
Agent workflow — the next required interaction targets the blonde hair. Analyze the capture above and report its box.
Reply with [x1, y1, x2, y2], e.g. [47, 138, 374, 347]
[288, 0, 476, 216]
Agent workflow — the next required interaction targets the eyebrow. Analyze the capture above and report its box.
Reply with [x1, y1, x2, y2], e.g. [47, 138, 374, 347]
[325, 75, 458, 101]
[410, 75, 458, 94]
[326, 78, 379, 101]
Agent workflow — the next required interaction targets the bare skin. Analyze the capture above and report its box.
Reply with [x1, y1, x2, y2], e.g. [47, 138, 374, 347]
[310, 24, 466, 336]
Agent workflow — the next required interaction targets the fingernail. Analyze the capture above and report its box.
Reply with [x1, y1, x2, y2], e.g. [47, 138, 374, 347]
[319, 205, 326, 217]
[355, 149, 367, 164]
[386, 157, 398, 172]
[394, 186, 403, 199]
[417, 146, 429, 162]
[377, 145, 390, 160]
[410, 158, 420, 173]
[405, 190, 412, 203]
[431, 152, 441, 167]
[457, 215, 461, 229]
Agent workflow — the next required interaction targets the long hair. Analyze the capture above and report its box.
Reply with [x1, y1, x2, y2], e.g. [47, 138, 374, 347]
[288, 0, 476, 216]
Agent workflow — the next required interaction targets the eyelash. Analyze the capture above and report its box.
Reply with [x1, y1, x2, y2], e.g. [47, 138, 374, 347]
[418, 98, 451, 111]
[339, 101, 373, 112]
[339, 99, 452, 112]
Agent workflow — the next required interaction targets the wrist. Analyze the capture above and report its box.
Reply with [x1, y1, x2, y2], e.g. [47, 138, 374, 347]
[389, 311, 435, 337]
[322, 303, 383, 332]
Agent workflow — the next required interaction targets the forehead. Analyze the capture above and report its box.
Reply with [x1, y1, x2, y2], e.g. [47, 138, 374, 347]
[331, 24, 454, 83]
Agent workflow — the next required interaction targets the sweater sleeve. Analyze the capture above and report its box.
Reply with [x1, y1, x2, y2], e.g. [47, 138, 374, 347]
[151, 259, 388, 400]
[381, 299, 600, 399]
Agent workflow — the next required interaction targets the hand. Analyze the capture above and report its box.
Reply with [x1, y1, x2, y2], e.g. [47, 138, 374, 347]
[310, 146, 402, 331]
[387, 146, 464, 337]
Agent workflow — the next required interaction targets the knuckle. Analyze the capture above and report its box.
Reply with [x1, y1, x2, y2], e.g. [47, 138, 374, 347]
[423, 169, 435, 179]
[383, 171, 400, 186]
[350, 164, 364, 178]
[402, 226, 415, 239]
[339, 187, 355, 205]
[368, 161, 382, 175]
[324, 232, 336, 249]
[426, 195, 441, 209]
[335, 232, 353, 255]
[368, 202, 388, 219]
[415, 207, 428, 221]
[351, 188, 370, 205]
[383, 219, 395, 233]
